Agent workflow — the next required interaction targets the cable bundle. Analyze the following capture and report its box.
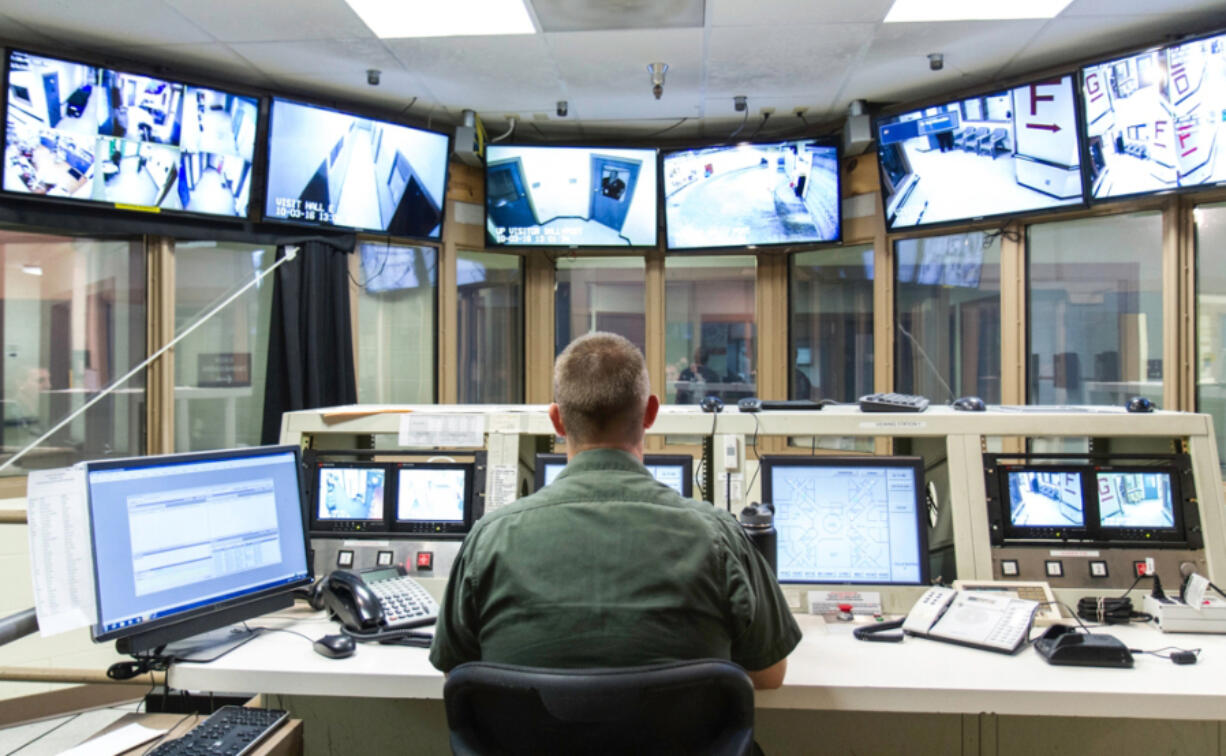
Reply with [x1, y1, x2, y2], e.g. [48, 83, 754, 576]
[1075, 596, 1137, 625]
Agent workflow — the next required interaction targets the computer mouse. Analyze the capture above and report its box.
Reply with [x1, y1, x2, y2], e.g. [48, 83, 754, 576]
[313, 633, 356, 659]
[1125, 396, 1155, 413]
[951, 396, 986, 412]
[700, 395, 724, 413]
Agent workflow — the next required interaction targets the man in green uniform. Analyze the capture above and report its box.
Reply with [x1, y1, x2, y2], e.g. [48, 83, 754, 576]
[430, 332, 800, 689]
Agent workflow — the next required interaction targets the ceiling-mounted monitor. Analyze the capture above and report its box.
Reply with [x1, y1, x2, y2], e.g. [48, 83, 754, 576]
[1080, 31, 1226, 201]
[264, 98, 449, 238]
[663, 139, 840, 250]
[875, 74, 1086, 231]
[484, 144, 658, 247]
[3, 49, 259, 219]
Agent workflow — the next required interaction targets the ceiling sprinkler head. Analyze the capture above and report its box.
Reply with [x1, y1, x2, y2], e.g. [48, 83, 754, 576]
[648, 62, 669, 100]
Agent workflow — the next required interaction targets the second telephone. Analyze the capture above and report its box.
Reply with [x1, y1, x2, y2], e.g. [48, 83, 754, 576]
[320, 566, 439, 633]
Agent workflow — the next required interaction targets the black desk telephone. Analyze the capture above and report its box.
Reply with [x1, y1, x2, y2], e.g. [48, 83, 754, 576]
[319, 566, 439, 634]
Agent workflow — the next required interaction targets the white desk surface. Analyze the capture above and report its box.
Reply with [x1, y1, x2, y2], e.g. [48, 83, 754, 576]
[169, 609, 1226, 720]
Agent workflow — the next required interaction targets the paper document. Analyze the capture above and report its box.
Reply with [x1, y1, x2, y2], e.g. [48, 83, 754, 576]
[60, 722, 167, 756]
[26, 466, 95, 637]
[399, 413, 486, 447]
[486, 465, 518, 512]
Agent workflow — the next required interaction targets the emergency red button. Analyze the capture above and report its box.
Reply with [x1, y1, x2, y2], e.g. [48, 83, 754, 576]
[416, 552, 434, 570]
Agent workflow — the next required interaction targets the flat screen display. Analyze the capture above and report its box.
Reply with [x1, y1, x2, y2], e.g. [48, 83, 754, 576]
[1096, 470, 1176, 528]
[876, 75, 1084, 230]
[1080, 32, 1226, 200]
[87, 446, 311, 643]
[485, 144, 657, 247]
[4, 49, 259, 218]
[534, 452, 693, 497]
[663, 140, 840, 249]
[1006, 470, 1086, 527]
[762, 456, 928, 584]
[316, 465, 385, 521]
[396, 467, 467, 523]
[264, 98, 449, 237]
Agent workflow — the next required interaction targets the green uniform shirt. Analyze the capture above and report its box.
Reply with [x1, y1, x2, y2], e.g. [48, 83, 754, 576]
[429, 448, 802, 672]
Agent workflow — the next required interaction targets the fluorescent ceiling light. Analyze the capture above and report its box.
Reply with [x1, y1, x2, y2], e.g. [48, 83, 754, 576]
[884, 0, 1074, 22]
[20, 264, 42, 276]
[345, 0, 536, 38]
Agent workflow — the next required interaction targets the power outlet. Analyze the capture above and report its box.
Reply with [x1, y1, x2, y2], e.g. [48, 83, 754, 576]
[721, 436, 740, 471]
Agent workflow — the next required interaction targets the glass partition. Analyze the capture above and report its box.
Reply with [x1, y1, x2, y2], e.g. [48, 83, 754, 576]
[173, 241, 274, 451]
[665, 256, 756, 405]
[354, 242, 437, 403]
[895, 232, 1002, 403]
[458, 250, 523, 403]
[555, 257, 646, 354]
[790, 245, 874, 402]
[1195, 202, 1226, 475]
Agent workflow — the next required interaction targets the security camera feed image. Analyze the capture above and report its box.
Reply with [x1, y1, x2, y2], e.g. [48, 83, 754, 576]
[540, 459, 688, 496]
[1006, 470, 1085, 527]
[876, 75, 1084, 230]
[1096, 471, 1175, 528]
[663, 140, 840, 249]
[770, 463, 925, 584]
[1081, 32, 1226, 199]
[317, 466, 385, 521]
[265, 98, 449, 237]
[485, 144, 657, 247]
[3, 50, 258, 217]
[396, 468, 466, 523]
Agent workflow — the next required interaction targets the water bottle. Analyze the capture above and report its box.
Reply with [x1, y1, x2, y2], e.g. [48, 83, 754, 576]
[739, 502, 777, 575]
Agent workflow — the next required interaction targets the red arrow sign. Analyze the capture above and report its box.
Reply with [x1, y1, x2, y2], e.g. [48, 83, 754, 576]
[1026, 123, 1061, 133]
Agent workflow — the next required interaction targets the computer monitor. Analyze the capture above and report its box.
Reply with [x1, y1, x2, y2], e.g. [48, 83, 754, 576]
[533, 453, 694, 497]
[392, 462, 474, 535]
[761, 456, 929, 584]
[3, 49, 260, 219]
[484, 144, 658, 247]
[662, 139, 841, 250]
[310, 462, 387, 533]
[86, 446, 312, 654]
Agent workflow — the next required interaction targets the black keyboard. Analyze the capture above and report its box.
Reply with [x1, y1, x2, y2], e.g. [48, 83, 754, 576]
[738, 398, 832, 412]
[147, 706, 288, 756]
[858, 392, 930, 413]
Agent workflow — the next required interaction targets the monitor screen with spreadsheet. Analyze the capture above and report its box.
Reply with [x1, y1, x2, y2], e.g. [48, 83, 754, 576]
[87, 446, 311, 648]
[761, 455, 929, 584]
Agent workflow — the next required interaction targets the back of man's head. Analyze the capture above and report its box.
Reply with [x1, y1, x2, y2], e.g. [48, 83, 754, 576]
[554, 332, 649, 448]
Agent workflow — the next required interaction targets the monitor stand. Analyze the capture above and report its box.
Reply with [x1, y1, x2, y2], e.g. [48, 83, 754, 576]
[116, 593, 294, 658]
[161, 624, 260, 662]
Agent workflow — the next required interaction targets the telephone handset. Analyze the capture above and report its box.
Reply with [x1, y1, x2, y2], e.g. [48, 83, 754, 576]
[856, 586, 1038, 654]
[319, 566, 439, 634]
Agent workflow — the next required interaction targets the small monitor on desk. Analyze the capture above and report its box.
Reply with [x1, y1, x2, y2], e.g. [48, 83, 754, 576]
[533, 453, 693, 497]
[761, 455, 929, 585]
[313, 463, 386, 529]
[392, 462, 474, 535]
[86, 446, 312, 655]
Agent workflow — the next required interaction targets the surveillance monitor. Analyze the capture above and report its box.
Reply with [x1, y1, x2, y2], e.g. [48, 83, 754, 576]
[760, 455, 929, 584]
[392, 462, 474, 535]
[662, 139, 841, 250]
[1080, 31, 1226, 200]
[534, 452, 694, 497]
[264, 98, 449, 238]
[311, 462, 388, 533]
[875, 73, 1086, 230]
[485, 144, 658, 247]
[86, 446, 312, 655]
[3, 49, 260, 219]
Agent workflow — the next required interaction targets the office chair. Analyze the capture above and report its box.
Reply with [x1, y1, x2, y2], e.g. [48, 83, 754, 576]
[443, 659, 756, 756]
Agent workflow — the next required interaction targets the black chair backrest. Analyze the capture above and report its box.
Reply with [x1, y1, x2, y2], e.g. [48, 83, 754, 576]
[443, 659, 756, 756]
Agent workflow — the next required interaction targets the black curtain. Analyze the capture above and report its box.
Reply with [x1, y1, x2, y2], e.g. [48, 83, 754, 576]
[261, 240, 357, 444]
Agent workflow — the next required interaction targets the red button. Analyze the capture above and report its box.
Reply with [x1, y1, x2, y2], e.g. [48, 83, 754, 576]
[417, 552, 434, 570]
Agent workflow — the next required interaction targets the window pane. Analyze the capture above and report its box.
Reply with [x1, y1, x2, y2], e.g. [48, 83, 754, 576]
[555, 257, 645, 354]
[173, 241, 274, 451]
[1195, 203, 1226, 475]
[666, 256, 756, 405]
[1028, 212, 1162, 407]
[0, 232, 145, 474]
[354, 242, 436, 403]
[458, 250, 522, 403]
[790, 245, 874, 401]
[895, 232, 1001, 403]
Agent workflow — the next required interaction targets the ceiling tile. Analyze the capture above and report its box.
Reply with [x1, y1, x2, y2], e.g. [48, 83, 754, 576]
[546, 29, 703, 96]
[531, 0, 704, 32]
[121, 43, 276, 89]
[0, 0, 211, 47]
[164, 0, 374, 43]
[710, 0, 895, 26]
[706, 24, 874, 98]
[268, 66, 434, 114]
[567, 93, 702, 121]
[231, 38, 402, 81]
[386, 35, 563, 112]
[1062, 0, 1225, 16]
[0, 12, 62, 48]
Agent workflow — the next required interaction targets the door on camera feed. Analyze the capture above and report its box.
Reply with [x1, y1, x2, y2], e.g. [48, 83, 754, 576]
[589, 154, 641, 233]
[487, 158, 539, 231]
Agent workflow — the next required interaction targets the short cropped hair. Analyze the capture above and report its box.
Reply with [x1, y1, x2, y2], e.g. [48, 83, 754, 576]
[554, 332, 649, 446]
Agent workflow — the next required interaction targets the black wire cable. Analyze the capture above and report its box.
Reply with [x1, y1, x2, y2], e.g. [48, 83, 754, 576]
[3, 713, 83, 755]
[743, 411, 762, 501]
[641, 117, 689, 138]
[728, 108, 750, 139]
